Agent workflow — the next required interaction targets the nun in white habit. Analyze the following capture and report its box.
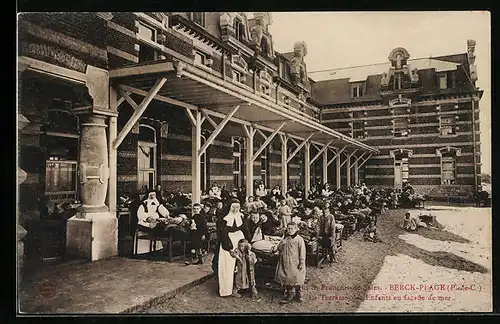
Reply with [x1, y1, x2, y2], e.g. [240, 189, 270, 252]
[217, 198, 248, 297]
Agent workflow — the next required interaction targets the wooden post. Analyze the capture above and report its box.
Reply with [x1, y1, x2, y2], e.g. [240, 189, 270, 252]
[107, 88, 118, 216]
[323, 150, 328, 185]
[346, 155, 351, 187]
[304, 142, 311, 194]
[280, 134, 288, 194]
[336, 154, 341, 189]
[244, 125, 255, 199]
[354, 159, 359, 186]
[191, 111, 202, 206]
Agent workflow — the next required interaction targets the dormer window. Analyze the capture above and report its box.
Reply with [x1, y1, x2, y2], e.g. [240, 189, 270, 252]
[192, 12, 205, 27]
[234, 17, 246, 42]
[438, 71, 456, 89]
[394, 73, 402, 90]
[438, 72, 447, 89]
[351, 83, 364, 98]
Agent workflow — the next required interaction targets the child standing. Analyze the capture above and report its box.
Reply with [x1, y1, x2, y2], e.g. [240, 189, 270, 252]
[273, 222, 306, 303]
[185, 203, 208, 265]
[277, 199, 292, 229]
[230, 239, 261, 301]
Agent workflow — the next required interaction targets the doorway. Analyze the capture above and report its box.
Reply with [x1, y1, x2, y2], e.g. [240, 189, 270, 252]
[394, 153, 409, 190]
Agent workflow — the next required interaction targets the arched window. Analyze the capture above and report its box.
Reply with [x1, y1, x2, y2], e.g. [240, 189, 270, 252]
[138, 124, 157, 192]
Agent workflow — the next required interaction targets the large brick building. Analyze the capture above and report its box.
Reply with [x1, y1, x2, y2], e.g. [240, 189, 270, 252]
[17, 12, 481, 266]
[310, 45, 482, 198]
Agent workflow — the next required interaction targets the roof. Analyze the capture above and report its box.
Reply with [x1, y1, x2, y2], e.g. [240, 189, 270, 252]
[309, 55, 466, 83]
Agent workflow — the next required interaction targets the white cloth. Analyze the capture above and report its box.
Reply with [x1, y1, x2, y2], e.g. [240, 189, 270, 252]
[255, 187, 267, 198]
[218, 230, 245, 297]
[137, 199, 169, 228]
[223, 211, 243, 228]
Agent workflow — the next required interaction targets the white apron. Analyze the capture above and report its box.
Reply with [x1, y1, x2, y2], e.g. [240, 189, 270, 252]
[218, 230, 245, 297]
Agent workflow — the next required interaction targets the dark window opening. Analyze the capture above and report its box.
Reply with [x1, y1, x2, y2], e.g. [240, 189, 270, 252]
[192, 12, 205, 27]
[138, 44, 156, 63]
[234, 18, 245, 41]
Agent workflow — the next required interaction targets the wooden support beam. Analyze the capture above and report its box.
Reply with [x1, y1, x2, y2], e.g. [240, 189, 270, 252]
[252, 122, 286, 162]
[287, 132, 315, 164]
[310, 140, 334, 165]
[350, 152, 366, 170]
[245, 125, 254, 198]
[322, 150, 328, 185]
[311, 143, 322, 152]
[113, 77, 167, 150]
[192, 111, 202, 206]
[336, 153, 341, 189]
[357, 154, 373, 170]
[289, 138, 300, 147]
[255, 128, 267, 140]
[201, 109, 218, 128]
[184, 107, 196, 125]
[280, 134, 288, 194]
[198, 105, 240, 157]
[304, 142, 311, 194]
[340, 149, 358, 169]
[108, 87, 118, 215]
[327, 146, 347, 167]
[118, 88, 139, 110]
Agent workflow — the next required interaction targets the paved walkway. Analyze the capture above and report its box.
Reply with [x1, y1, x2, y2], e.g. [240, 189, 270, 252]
[18, 255, 214, 314]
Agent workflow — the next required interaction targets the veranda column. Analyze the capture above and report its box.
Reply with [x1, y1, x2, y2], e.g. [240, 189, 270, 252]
[323, 150, 328, 185]
[346, 155, 351, 187]
[304, 142, 311, 194]
[66, 112, 118, 261]
[336, 154, 341, 189]
[280, 134, 288, 194]
[192, 111, 202, 205]
[354, 159, 359, 186]
[66, 65, 118, 261]
[245, 126, 254, 199]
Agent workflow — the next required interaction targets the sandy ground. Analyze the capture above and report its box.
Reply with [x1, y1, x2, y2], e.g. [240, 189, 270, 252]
[357, 206, 492, 313]
[141, 206, 492, 313]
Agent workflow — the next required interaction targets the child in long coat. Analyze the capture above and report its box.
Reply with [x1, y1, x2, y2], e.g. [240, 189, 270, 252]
[230, 239, 260, 301]
[273, 222, 306, 303]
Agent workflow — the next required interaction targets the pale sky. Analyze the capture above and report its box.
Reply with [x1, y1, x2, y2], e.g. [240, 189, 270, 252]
[268, 11, 491, 174]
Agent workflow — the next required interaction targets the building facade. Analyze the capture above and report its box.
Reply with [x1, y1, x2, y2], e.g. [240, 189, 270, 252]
[17, 12, 481, 266]
[311, 44, 482, 198]
[18, 12, 377, 265]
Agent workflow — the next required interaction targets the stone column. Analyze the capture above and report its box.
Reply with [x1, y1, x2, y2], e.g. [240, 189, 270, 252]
[66, 111, 118, 261]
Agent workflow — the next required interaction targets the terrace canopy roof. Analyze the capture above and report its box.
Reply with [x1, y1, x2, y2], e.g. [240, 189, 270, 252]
[109, 59, 378, 155]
